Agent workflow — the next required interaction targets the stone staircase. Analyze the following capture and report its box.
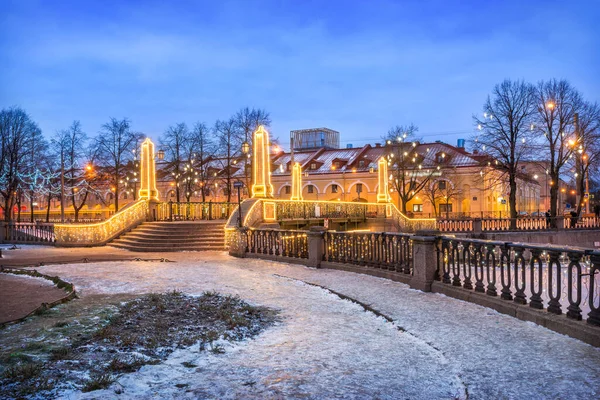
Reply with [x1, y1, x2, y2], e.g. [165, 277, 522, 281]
[109, 221, 225, 252]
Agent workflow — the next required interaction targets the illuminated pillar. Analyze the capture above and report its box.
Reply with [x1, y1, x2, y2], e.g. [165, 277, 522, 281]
[377, 157, 390, 203]
[291, 162, 303, 201]
[138, 138, 159, 201]
[251, 125, 274, 198]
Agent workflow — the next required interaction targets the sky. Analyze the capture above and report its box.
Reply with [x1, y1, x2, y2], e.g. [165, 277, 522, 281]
[1, 0, 599, 150]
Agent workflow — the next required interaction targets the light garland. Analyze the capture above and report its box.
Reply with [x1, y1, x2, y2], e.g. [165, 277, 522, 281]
[55, 200, 148, 245]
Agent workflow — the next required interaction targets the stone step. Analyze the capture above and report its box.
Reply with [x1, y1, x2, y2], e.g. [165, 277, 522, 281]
[113, 237, 224, 246]
[123, 232, 225, 240]
[109, 243, 224, 252]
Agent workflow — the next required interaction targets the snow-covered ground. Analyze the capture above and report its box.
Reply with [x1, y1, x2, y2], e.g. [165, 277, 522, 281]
[29, 250, 600, 399]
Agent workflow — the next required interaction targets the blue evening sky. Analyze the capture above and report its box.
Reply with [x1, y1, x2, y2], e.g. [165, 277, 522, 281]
[1, 0, 599, 149]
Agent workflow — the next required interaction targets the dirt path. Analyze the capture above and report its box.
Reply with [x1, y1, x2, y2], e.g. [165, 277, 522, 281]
[0, 274, 67, 324]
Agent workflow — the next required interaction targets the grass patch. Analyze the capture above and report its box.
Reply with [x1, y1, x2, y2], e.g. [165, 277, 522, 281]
[0, 291, 277, 399]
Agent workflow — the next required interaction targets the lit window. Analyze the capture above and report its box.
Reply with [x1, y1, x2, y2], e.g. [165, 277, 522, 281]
[439, 203, 453, 213]
[413, 204, 423, 212]
[310, 163, 317, 170]
[331, 184, 338, 193]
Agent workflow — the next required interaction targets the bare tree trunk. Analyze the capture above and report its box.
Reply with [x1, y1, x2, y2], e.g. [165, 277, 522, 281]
[550, 172, 559, 228]
[46, 193, 52, 222]
[509, 174, 518, 229]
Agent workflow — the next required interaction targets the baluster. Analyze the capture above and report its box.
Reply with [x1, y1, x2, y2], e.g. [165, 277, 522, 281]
[548, 251, 564, 315]
[485, 244, 497, 296]
[244, 230, 249, 253]
[462, 244, 473, 290]
[500, 245, 513, 300]
[268, 231, 274, 255]
[513, 247, 527, 305]
[451, 242, 461, 286]
[441, 240, 451, 283]
[588, 253, 600, 326]
[404, 236, 412, 274]
[529, 249, 544, 309]
[473, 244, 485, 292]
[250, 230, 256, 253]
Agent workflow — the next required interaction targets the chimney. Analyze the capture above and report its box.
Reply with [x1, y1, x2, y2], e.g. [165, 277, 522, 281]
[375, 143, 381, 147]
[457, 138, 465, 148]
[346, 144, 353, 149]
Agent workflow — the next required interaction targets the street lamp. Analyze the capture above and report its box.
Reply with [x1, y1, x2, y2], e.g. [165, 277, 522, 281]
[241, 141, 250, 155]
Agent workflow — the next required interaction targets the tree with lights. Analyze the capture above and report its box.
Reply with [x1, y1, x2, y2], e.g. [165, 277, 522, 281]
[214, 117, 240, 203]
[569, 101, 600, 217]
[95, 118, 140, 212]
[534, 79, 583, 225]
[0, 107, 43, 222]
[160, 122, 189, 203]
[473, 79, 537, 228]
[383, 124, 438, 214]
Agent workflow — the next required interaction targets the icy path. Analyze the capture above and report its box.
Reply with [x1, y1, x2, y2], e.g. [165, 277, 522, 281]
[36, 251, 600, 400]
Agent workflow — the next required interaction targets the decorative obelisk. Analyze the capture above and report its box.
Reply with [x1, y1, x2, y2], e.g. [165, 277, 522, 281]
[138, 138, 159, 201]
[290, 162, 303, 201]
[377, 157, 390, 203]
[251, 125, 274, 198]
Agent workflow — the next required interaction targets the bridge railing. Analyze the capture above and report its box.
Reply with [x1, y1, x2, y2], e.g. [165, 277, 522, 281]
[2, 222, 56, 244]
[323, 231, 413, 274]
[437, 237, 600, 325]
[54, 200, 148, 246]
[437, 215, 600, 233]
[244, 228, 308, 259]
[156, 201, 236, 221]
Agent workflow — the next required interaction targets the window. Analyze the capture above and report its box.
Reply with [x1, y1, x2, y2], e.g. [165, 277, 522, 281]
[358, 160, 365, 168]
[331, 184, 338, 193]
[285, 186, 291, 195]
[334, 161, 340, 169]
[413, 204, 423, 212]
[355, 183, 363, 193]
[439, 203, 453, 213]
[307, 185, 314, 193]
[438, 181, 447, 190]
[310, 163, 317, 170]
[124, 193, 128, 200]
[170, 191, 175, 198]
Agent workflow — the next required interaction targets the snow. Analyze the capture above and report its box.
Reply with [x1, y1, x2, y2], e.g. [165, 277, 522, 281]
[30, 251, 600, 399]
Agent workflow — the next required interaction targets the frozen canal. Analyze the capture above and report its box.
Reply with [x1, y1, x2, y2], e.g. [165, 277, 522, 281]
[33, 251, 600, 399]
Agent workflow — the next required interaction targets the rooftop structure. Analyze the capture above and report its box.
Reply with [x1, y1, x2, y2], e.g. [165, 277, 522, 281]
[291, 127, 340, 151]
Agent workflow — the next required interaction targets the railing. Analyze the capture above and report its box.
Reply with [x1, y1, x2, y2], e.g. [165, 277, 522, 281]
[323, 231, 413, 274]
[245, 229, 308, 259]
[54, 200, 148, 246]
[275, 201, 385, 221]
[2, 222, 55, 243]
[437, 219, 473, 232]
[572, 216, 600, 229]
[156, 201, 236, 221]
[437, 237, 600, 325]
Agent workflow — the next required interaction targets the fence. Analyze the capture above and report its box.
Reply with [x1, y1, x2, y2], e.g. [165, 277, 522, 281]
[156, 202, 236, 221]
[1, 222, 55, 244]
[54, 200, 148, 246]
[437, 216, 600, 233]
[437, 237, 600, 325]
[275, 201, 385, 221]
[323, 231, 413, 274]
[244, 229, 308, 259]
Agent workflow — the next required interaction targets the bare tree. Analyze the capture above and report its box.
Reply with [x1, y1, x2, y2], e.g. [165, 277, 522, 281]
[383, 124, 438, 213]
[160, 123, 189, 203]
[473, 80, 537, 227]
[215, 117, 240, 203]
[95, 118, 139, 212]
[55, 121, 96, 222]
[0, 107, 42, 222]
[571, 101, 600, 216]
[534, 79, 583, 224]
[186, 122, 214, 202]
[423, 177, 462, 218]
